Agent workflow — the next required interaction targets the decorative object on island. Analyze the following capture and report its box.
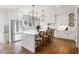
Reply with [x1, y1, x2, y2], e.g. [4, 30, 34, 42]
[36, 25, 41, 31]
[69, 13, 74, 27]
[65, 27, 68, 31]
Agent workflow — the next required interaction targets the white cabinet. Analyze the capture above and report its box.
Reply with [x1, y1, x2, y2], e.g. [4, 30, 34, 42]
[3, 33, 9, 43]
[21, 33, 27, 47]
[21, 33, 36, 53]
[68, 31, 76, 40]
[55, 30, 76, 41]
[21, 30, 38, 53]
[15, 34, 21, 41]
[55, 30, 67, 39]
[13, 33, 21, 41]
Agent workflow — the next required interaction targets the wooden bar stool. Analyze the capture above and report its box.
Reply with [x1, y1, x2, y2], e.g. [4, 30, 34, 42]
[39, 31, 45, 43]
[35, 31, 44, 47]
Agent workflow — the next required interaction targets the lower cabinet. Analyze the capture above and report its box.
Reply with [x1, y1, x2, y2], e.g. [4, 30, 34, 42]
[55, 30, 76, 41]
[12, 33, 21, 41]
[3, 33, 9, 43]
[68, 31, 76, 40]
[21, 33, 36, 53]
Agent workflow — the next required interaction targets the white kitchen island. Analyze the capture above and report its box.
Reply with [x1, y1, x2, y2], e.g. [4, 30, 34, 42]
[21, 29, 38, 53]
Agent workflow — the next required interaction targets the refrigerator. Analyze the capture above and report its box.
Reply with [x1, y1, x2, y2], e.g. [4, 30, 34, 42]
[11, 20, 22, 42]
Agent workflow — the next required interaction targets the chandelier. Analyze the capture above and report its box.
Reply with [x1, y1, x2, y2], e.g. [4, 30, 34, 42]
[29, 5, 46, 26]
[29, 5, 38, 21]
[40, 10, 46, 22]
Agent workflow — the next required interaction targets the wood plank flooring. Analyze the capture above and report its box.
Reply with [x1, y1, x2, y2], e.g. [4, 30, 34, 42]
[36, 38, 78, 54]
[0, 42, 32, 54]
[0, 38, 78, 54]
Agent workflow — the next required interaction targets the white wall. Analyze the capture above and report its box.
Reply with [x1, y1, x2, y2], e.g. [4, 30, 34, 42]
[0, 8, 9, 43]
[55, 6, 76, 27]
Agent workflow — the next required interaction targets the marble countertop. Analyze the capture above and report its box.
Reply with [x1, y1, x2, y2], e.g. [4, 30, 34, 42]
[22, 29, 38, 35]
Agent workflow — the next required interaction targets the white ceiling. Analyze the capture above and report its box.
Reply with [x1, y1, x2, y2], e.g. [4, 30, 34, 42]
[0, 5, 76, 8]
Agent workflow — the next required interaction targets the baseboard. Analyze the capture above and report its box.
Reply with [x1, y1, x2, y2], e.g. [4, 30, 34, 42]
[54, 37, 76, 42]
[0, 41, 9, 44]
[13, 40, 21, 42]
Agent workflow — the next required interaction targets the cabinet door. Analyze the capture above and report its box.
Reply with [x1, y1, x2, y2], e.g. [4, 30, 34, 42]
[14, 34, 21, 41]
[21, 33, 27, 47]
[55, 30, 67, 38]
[68, 31, 76, 40]
[3, 33, 9, 43]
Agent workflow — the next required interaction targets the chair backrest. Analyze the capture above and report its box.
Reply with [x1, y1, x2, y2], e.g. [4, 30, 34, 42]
[46, 29, 52, 34]
[39, 31, 44, 37]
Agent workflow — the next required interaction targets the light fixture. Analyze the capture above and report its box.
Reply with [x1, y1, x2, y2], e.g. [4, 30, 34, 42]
[40, 10, 46, 22]
[28, 5, 39, 26]
[29, 5, 38, 21]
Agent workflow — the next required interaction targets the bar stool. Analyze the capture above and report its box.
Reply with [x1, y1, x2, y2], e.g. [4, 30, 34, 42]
[39, 31, 48, 43]
[46, 28, 53, 42]
[35, 31, 44, 47]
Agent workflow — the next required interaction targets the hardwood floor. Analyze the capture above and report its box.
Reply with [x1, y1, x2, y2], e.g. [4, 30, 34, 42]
[0, 38, 78, 54]
[0, 42, 32, 54]
[36, 38, 78, 54]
